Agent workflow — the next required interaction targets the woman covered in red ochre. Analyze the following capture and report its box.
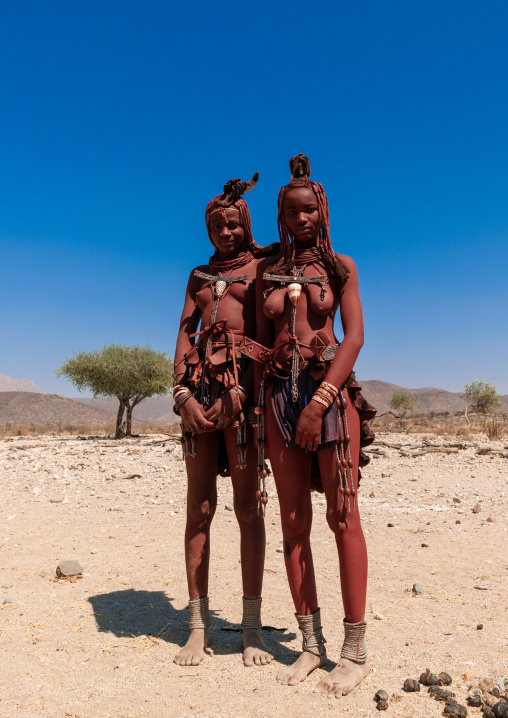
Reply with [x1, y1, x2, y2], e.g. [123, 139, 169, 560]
[173, 173, 276, 668]
[254, 154, 376, 696]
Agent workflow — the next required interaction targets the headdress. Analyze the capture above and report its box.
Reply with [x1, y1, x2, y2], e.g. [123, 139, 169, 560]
[205, 173, 262, 255]
[271, 154, 350, 283]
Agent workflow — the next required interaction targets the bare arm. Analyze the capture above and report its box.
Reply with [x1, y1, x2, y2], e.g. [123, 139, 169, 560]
[323, 255, 364, 389]
[295, 256, 364, 451]
[254, 258, 275, 404]
[174, 271, 214, 433]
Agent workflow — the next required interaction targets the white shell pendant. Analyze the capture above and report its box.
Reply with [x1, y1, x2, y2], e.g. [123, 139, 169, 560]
[287, 282, 301, 306]
[215, 280, 227, 298]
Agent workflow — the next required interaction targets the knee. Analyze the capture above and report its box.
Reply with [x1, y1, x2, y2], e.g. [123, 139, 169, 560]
[234, 501, 259, 524]
[326, 506, 362, 537]
[186, 498, 216, 525]
[281, 513, 311, 543]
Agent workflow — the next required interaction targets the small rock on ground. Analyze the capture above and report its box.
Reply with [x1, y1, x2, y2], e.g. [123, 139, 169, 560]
[56, 560, 83, 577]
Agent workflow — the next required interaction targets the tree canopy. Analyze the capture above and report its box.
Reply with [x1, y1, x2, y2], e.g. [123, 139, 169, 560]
[389, 391, 417, 418]
[463, 380, 501, 418]
[57, 344, 174, 438]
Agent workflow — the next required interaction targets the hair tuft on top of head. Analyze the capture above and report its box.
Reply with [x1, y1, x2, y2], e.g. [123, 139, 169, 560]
[221, 172, 259, 205]
[269, 154, 350, 285]
[289, 153, 311, 182]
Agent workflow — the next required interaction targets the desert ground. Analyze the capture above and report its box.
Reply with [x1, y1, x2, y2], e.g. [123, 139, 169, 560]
[0, 431, 507, 718]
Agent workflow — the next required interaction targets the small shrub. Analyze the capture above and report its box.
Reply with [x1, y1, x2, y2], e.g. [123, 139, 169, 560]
[485, 416, 504, 440]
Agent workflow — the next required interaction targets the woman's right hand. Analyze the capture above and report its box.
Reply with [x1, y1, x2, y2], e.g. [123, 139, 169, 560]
[179, 397, 215, 434]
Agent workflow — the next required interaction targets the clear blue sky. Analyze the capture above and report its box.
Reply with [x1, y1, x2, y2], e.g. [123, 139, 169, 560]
[1, 1, 507, 395]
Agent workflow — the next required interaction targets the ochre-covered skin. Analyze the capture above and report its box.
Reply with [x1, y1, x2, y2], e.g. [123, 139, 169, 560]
[255, 184, 370, 693]
[173, 205, 272, 668]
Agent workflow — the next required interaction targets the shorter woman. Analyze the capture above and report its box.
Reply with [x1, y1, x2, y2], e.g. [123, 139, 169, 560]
[255, 155, 375, 696]
[173, 175, 273, 667]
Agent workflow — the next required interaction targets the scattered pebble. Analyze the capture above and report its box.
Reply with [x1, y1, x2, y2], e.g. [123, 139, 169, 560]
[403, 679, 420, 692]
[412, 583, 424, 595]
[472, 503, 482, 513]
[376, 700, 389, 711]
[486, 516, 497, 523]
[439, 672, 453, 686]
[444, 702, 467, 717]
[56, 560, 83, 577]
[2, 596, 17, 605]
[477, 623, 484, 629]
[483, 708, 496, 718]
[373, 612, 384, 620]
[492, 702, 508, 718]
[375, 689, 389, 702]
[496, 678, 506, 691]
[387, 523, 394, 527]
[225, 505, 233, 511]
[467, 695, 482, 707]
[421, 669, 440, 686]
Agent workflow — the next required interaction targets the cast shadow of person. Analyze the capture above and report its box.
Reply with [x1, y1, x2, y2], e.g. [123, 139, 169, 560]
[88, 589, 299, 662]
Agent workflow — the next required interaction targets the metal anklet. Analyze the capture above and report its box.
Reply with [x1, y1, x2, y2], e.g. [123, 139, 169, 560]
[295, 609, 327, 657]
[188, 596, 210, 630]
[340, 619, 367, 663]
[241, 596, 262, 630]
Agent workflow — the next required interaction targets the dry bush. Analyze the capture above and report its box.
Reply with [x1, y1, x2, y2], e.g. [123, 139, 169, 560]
[484, 416, 504, 440]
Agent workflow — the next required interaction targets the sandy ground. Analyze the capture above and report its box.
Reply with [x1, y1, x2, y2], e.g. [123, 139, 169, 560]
[0, 431, 507, 718]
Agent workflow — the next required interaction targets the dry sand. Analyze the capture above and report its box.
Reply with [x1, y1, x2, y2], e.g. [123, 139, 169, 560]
[1, 432, 507, 717]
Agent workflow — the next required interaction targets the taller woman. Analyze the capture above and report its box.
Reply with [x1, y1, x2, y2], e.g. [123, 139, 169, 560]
[255, 155, 375, 696]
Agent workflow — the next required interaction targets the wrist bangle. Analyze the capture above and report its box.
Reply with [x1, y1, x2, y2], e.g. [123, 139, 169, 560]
[311, 395, 330, 409]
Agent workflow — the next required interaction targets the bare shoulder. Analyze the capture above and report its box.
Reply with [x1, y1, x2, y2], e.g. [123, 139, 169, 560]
[258, 255, 278, 273]
[335, 253, 357, 273]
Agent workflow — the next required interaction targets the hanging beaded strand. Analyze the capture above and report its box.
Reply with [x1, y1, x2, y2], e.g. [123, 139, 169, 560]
[255, 375, 268, 514]
[335, 388, 356, 512]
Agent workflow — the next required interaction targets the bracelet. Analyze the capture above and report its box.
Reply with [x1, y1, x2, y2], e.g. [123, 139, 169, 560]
[312, 389, 334, 406]
[236, 386, 248, 403]
[320, 381, 338, 398]
[311, 395, 330, 409]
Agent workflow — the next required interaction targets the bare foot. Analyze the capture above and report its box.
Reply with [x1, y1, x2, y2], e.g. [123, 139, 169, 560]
[276, 650, 327, 686]
[173, 628, 209, 666]
[242, 628, 273, 667]
[315, 658, 369, 697]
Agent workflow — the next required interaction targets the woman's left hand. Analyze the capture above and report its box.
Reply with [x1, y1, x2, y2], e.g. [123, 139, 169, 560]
[295, 401, 326, 451]
[204, 389, 242, 429]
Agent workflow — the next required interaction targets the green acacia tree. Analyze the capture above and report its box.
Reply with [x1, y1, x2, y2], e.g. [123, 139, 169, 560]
[463, 380, 501, 425]
[57, 344, 173, 438]
[389, 391, 417, 418]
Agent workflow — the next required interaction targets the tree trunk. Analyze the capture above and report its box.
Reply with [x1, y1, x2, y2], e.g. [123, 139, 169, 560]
[115, 400, 126, 439]
[464, 404, 470, 427]
[126, 403, 133, 437]
[126, 396, 144, 437]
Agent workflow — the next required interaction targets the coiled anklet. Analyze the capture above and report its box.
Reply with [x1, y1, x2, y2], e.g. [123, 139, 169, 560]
[188, 596, 210, 631]
[340, 619, 367, 663]
[295, 609, 327, 657]
[241, 596, 262, 630]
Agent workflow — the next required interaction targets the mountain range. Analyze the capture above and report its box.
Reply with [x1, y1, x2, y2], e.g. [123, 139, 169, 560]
[0, 373, 506, 425]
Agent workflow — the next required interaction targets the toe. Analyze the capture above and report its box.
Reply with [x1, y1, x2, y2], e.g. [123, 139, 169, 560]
[243, 654, 254, 667]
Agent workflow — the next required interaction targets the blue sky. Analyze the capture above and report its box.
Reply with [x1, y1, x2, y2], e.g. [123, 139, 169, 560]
[1, 1, 507, 395]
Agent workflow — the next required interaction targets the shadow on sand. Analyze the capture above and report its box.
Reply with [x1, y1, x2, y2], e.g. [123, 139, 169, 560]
[88, 589, 300, 662]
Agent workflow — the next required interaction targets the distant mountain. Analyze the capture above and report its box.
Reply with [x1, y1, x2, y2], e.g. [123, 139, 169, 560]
[0, 373, 44, 393]
[0, 392, 119, 426]
[359, 380, 508, 414]
[72, 395, 175, 424]
[1, 381, 506, 428]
